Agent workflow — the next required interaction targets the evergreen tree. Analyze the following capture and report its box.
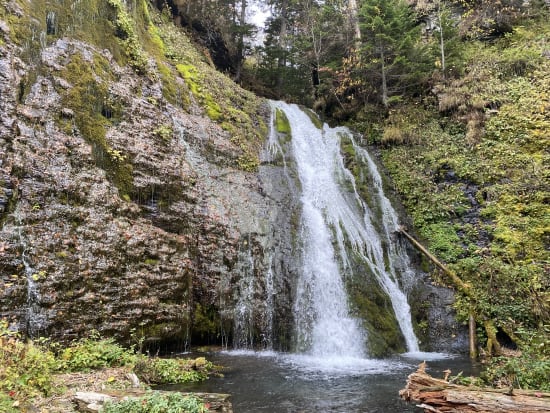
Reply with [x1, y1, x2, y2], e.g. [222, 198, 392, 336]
[250, 0, 352, 101]
[433, 0, 463, 79]
[359, 0, 431, 106]
[233, 0, 257, 83]
[292, 0, 350, 97]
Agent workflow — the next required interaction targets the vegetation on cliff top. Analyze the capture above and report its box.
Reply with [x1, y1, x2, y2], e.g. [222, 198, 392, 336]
[143, 5, 267, 171]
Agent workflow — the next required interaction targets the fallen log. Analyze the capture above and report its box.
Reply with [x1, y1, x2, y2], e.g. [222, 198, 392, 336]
[400, 363, 550, 412]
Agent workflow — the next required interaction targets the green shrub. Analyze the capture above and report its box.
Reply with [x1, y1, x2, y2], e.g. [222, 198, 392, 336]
[0, 392, 19, 413]
[0, 321, 57, 398]
[482, 325, 550, 390]
[103, 391, 208, 413]
[107, 0, 148, 72]
[133, 357, 212, 385]
[483, 355, 550, 391]
[419, 222, 464, 263]
[59, 334, 137, 372]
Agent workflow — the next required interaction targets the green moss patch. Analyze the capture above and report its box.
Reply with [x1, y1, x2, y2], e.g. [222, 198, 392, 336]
[58, 52, 133, 197]
[346, 270, 406, 357]
[275, 108, 291, 134]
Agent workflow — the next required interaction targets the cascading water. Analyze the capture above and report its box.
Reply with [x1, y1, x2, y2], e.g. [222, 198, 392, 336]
[176, 103, 464, 410]
[270, 101, 420, 355]
[233, 235, 257, 349]
[352, 142, 420, 352]
[13, 211, 47, 337]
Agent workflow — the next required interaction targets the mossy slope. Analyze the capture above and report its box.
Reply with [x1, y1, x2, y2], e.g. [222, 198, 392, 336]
[2, 0, 266, 173]
[370, 19, 549, 368]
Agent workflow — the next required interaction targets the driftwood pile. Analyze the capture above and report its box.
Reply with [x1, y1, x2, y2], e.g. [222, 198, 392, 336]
[400, 363, 550, 413]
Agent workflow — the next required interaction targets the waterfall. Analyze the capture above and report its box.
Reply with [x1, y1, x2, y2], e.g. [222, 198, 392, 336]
[14, 211, 47, 337]
[352, 143, 420, 352]
[271, 101, 420, 355]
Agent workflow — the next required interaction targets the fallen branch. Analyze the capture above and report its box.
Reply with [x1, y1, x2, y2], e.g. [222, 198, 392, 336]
[398, 226, 505, 356]
[398, 226, 469, 294]
[400, 364, 550, 412]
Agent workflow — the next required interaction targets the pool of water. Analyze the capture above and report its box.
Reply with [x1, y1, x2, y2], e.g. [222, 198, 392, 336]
[161, 350, 479, 413]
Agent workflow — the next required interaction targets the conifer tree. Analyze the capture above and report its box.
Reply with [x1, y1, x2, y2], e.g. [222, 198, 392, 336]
[359, 0, 431, 106]
[433, 0, 462, 79]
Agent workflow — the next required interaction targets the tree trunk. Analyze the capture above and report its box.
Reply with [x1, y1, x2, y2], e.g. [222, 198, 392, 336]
[484, 319, 503, 356]
[398, 227, 470, 294]
[437, 0, 446, 78]
[347, 0, 362, 45]
[380, 48, 388, 107]
[234, 0, 247, 83]
[400, 364, 550, 413]
[469, 312, 477, 359]
[276, 0, 288, 95]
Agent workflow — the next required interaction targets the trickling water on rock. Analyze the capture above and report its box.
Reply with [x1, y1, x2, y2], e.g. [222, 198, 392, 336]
[13, 210, 49, 337]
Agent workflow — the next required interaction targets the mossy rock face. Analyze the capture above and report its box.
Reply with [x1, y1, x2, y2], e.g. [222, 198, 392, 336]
[4, 0, 125, 65]
[0, 1, 271, 346]
[275, 108, 291, 135]
[58, 52, 133, 197]
[345, 259, 406, 357]
[191, 303, 220, 344]
[303, 107, 323, 129]
[142, 321, 189, 341]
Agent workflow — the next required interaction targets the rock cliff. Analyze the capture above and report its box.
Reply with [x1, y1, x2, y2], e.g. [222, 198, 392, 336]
[0, 0, 465, 354]
[0, 0, 292, 349]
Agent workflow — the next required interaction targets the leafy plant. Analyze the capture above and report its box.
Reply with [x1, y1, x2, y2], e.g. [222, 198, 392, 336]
[102, 391, 208, 413]
[1, 322, 214, 409]
[107, 0, 148, 72]
[59, 332, 137, 372]
[482, 326, 550, 390]
[0, 392, 19, 413]
[133, 357, 212, 385]
[0, 321, 57, 398]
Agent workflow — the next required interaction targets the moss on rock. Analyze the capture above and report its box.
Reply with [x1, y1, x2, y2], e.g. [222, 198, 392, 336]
[346, 263, 406, 356]
[58, 52, 133, 197]
[275, 108, 291, 135]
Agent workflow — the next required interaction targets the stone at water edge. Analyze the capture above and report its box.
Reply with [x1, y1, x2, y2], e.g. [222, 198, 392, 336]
[73, 392, 116, 413]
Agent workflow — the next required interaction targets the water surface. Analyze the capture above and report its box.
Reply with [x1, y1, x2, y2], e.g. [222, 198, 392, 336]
[164, 350, 478, 413]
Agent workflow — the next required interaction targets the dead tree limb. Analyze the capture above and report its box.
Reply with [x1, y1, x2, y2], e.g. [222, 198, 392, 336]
[398, 226, 504, 356]
[400, 364, 550, 413]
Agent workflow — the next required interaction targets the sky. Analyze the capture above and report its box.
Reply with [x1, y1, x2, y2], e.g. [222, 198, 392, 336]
[248, 0, 271, 44]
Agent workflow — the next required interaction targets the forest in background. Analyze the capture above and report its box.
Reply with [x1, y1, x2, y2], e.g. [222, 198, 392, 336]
[170, 0, 550, 389]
